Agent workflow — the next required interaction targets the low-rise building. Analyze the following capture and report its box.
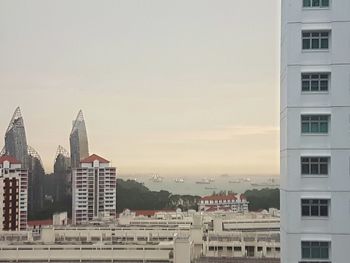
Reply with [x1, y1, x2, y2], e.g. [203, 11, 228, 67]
[198, 194, 249, 213]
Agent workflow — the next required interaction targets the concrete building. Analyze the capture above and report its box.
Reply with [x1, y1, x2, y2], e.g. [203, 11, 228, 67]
[281, 0, 350, 262]
[0, 209, 280, 262]
[0, 155, 28, 231]
[70, 110, 89, 169]
[72, 154, 117, 224]
[198, 194, 249, 213]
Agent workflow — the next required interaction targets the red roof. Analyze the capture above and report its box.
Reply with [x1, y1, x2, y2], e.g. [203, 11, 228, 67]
[0, 155, 21, 164]
[80, 154, 109, 163]
[28, 219, 53, 227]
[201, 194, 238, 201]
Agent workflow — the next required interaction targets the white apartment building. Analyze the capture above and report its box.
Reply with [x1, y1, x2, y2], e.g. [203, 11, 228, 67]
[72, 154, 117, 224]
[0, 155, 28, 231]
[281, 0, 350, 262]
[198, 194, 249, 213]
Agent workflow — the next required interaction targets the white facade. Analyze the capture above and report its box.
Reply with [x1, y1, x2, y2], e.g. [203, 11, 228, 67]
[281, 0, 350, 262]
[72, 154, 117, 224]
[198, 194, 249, 213]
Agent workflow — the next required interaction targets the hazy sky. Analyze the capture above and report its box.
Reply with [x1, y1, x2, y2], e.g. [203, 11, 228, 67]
[0, 0, 281, 176]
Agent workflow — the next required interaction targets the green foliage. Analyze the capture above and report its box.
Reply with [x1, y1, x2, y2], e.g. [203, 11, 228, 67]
[116, 179, 200, 212]
[244, 188, 280, 211]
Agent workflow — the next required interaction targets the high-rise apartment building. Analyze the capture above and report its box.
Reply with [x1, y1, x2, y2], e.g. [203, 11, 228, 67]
[70, 110, 89, 169]
[281, 0, 350, 262]
[0, 156, 28, 231]
[72, 154, 117, 225]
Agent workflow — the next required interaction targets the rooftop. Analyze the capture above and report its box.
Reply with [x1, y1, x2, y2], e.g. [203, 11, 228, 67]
[200, 194, 246, 201]
[80, 154, 109, 164]
[0, 155, 21, 164]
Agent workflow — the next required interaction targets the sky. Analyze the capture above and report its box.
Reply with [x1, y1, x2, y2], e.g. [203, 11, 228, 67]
[0, 0, 281, 176]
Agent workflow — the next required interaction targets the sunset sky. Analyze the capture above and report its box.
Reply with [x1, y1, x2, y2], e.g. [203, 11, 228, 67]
[0, 0, 281, 176]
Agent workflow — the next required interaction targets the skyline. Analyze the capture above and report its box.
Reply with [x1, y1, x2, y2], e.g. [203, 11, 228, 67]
[0, 0, 281, 175]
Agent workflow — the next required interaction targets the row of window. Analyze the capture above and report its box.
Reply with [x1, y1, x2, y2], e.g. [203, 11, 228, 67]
[300, 3, 331, 262]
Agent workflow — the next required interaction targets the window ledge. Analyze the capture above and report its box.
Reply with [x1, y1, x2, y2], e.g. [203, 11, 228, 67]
[301, 216, 329, 220]
[302, 50, 330, 53]
[301, 175, 329, 178]
[301, 133, 329, 136]
[302, 7, 331, 10]
[301, 92, 329, 95]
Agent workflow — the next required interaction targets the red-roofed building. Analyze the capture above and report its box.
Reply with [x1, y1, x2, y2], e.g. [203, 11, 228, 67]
[80, 154, 110, 164]
[72, 154, 117, 225]
[198, 194, 248, 213]
[0, 155, 28, 230]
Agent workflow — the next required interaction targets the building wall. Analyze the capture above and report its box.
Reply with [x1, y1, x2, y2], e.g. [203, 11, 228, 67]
[281, 0, 350, 262]
[0, 165, 28, 231]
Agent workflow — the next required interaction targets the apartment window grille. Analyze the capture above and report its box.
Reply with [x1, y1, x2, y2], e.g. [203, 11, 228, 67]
[302, 73, 329, 92]
[301, 157, 329, 175]
[303, 0, 330, 8]
[301, 199, 329, 217]
[301, 115, 329, 134]
[301, 241, 330, 260]
[302, 31, 329, 50]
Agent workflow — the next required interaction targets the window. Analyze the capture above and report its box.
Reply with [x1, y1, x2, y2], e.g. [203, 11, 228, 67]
[302, 31, 329, 50]
[302, 73, 329, 92]
[301, 115, 329, 134]
[301, 241, 330, 260]
[303, 0, 330, 8]
[301, 157, 329, 175]
[301, 199, 329, 217]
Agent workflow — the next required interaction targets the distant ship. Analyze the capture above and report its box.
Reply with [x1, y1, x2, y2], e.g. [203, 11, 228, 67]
[174, 178, 185, 183]
[195, 179, 211, 184]
[251, 178, 279, 187]
[242, 177, 251, 182]
[209, 178, 215, 183]
[229, 179, 242, 184]
[150, 174, 163, 183]
[205, 187, 217, 190]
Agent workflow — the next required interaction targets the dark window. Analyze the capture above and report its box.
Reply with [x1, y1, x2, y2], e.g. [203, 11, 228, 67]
[303, 0, 330, 8]
[302, 31, 329, 50]
[301, 157, 329, 175]
[301, 199, 329, 217]
[301, 241, 330, 259]
[301, 73, 329, 92]
[301, 115, 329, 134]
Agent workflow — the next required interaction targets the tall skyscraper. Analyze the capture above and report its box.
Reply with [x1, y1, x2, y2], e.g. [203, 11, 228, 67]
[53, 145, 71, 202]
[1, 107, 45, 217]
[281, 0, 350, 262]
[27, 145, 45, 213]
[0, 155, 28, 231]
[70, 110, 89, 169]
[3, 107, 28, 169]
[72, 154, 117, 225]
